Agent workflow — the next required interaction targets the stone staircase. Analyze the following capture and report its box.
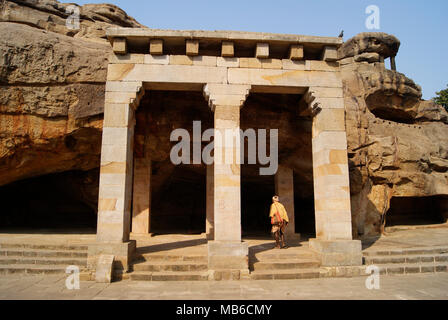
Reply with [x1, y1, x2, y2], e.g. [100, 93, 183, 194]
[363, 246, 448, 275]
[0, 243, 88, 275]
[128, 249, 209, 281]
[3, 241, 448, 280]
[249, 248, 322, 280]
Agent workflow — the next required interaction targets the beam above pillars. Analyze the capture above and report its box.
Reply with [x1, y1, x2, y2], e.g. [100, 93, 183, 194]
[186, 39, 199, 56]
[255, 43, 269, 58]
[289, 44, 304, 60]
[113, 38, 127, 55]
[322, 46, 338, 62]
[149, 39, 163, 55]
[221, 41, 234, 57]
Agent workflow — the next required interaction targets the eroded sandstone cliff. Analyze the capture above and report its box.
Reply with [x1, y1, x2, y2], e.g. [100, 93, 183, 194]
[0, 0, 144, 192]
[339, 33, 448, 236]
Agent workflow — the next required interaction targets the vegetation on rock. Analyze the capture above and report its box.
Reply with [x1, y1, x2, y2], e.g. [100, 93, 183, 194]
[434, 84, 448, 112]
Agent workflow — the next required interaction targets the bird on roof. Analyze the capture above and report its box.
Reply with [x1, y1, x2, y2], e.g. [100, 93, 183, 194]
[338, 30, 344, 38]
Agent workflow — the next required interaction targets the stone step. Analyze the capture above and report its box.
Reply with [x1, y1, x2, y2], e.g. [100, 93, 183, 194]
[134, 253, 207, 263]
[0, 256, 87, 266]
[0, 249, 88, 258]
[0, 264, 87, 275]
[376, 263, 448, 275]
[363, 247, 448, 257]
[250, 268, 321, 280]
[132, 261, 207, 272]
[130, 271, 209, 281]
[251, 259, 320, 271]
[0, 243, 88, 251]
[364, 254, 448, 265]
[250, 252, 317, 261]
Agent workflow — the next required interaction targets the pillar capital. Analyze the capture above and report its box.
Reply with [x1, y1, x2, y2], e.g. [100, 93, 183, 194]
[105, 81, 145, 111]
[298, 88, 320, 118]
[203, 84, 251, 111]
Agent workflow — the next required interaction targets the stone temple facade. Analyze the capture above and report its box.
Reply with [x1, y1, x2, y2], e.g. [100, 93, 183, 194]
[87, 28, 363, 279]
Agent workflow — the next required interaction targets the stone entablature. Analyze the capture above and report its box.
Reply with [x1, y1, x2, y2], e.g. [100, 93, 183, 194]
[107, 28, 342, 61]
[106, 57, 342, 93]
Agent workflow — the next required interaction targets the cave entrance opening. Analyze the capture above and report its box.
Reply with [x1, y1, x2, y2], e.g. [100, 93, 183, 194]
[239, 91, 315, 239]
[293, 171, 316, 239]
[133, 90, 211, 235]
[0, 170, 98, 233]
[241, 165, 275, 237]
[150, 163, 207, 234]
[386, 195, 448, 228]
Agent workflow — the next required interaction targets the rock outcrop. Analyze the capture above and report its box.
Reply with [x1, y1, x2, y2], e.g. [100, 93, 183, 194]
[339, 32, 400, 60]
[0, 0, 143, 41]
[339, 33, 448, 236]
[0, 0, 145, 191]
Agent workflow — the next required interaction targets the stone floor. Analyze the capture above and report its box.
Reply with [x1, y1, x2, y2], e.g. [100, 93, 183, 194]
[0, 226, 447, 299]
[131, 233, 315, 258]
[1, 226, 447, 257]
[0, 229, 95, 245]
[0, 273, 447, 300]
[362, 226, 448, 251]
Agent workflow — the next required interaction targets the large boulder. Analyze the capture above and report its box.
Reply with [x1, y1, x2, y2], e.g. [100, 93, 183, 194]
[340, 32, 448, 236]
[0, 0, 145, 189]
[339, 32, 400, 59]
[0, 0, 143, 41]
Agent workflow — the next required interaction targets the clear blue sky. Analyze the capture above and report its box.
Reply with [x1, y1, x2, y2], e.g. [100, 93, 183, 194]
[65, 0, 447, 100]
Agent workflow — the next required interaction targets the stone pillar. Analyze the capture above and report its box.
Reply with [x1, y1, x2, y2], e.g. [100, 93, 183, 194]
[132, 157, 151, 234]
[206, 164, 214, 240]
[203, 84, 251, 280]
[390, 56, 396, 71]
[213, 104, 242, 242]
[275, 165, 300, 242]
[88, 81, 144, 277]
[305, 87, 362, 266]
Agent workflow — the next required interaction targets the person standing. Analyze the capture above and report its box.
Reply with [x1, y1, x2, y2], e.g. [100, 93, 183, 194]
[269, 195, 289, 249]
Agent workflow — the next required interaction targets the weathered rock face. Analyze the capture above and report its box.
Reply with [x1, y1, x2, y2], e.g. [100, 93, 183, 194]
[339, 32, 400, 60]
[0, 0, 143, 41]
[339, 33, 448, 236]
[0, 0, 144, 198]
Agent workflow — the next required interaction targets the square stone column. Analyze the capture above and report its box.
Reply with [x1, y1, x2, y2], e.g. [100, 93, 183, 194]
[88, 81, 144, 277]
[206, 164, 214, 240]
[306, 87, 362, 266]
[203, 84, 251, 280]
[213, 104, 242, 243]
[132, 157, 151, 234]
[275, 165, 300, 242]
[97, 103, 134, 243]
